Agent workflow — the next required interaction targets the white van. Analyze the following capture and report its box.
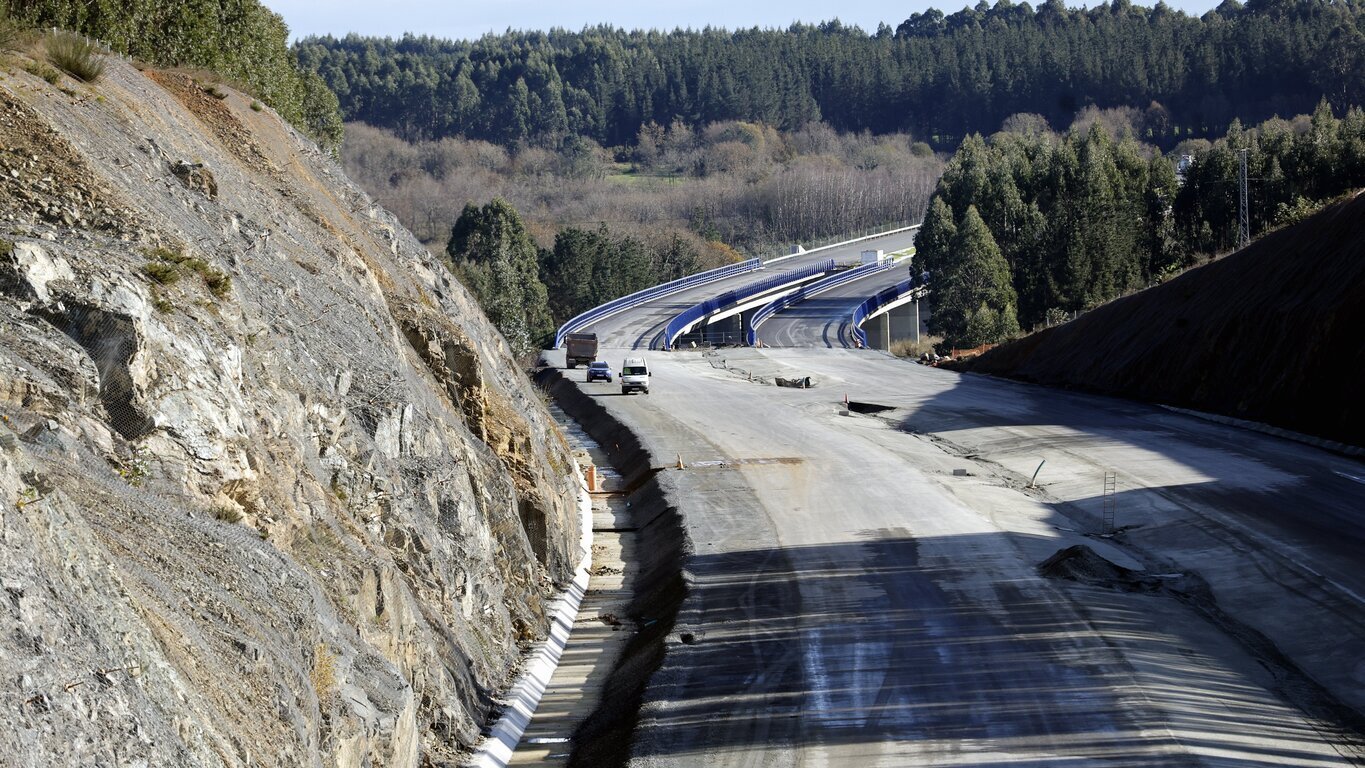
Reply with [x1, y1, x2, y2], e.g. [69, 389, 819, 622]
[620, 357, 650, 395]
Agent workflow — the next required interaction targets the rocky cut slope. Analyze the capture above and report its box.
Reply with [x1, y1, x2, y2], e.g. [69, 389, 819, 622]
[0, 54, 579, 766]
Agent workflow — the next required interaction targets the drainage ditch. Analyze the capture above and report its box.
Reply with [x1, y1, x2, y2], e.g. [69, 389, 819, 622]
[534, 367, 689, 768]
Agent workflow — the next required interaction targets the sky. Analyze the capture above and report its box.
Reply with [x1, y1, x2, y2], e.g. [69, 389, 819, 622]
[263, 0, 1224, 41]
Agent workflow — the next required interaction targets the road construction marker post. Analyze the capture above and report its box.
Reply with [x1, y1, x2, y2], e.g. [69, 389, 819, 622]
[1028, 460, 1046, 489]
[676, 453, 686, 470]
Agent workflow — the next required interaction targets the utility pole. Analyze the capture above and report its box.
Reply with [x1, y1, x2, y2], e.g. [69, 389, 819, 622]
[1238, 148, 1250, 250]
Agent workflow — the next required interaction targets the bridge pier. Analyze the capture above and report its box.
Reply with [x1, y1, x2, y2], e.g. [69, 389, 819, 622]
[864, 311, 891, 351]
[864, 301, 930, 352]
[680, 311, 749, 348]
[889, 302, 919, 344]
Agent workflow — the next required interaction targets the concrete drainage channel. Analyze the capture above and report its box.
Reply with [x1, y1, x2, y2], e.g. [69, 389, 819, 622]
[488, 366, 687, 768]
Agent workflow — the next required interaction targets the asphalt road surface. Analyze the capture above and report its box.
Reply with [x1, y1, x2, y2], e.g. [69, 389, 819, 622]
[549, 340, 1365, 766]
[752, 263, 920, 349]
[579, 230, 920, 350]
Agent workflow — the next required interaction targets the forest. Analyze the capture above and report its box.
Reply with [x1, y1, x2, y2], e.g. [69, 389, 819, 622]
[400, 123, 944, 356]
[918, 101, 1365, 348]
[341, 119, 940, 252]
[295, 0, 1365, 150]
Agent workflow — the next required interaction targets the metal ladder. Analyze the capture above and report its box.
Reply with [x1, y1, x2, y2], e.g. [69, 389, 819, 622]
[1102, 472, 1118, 534]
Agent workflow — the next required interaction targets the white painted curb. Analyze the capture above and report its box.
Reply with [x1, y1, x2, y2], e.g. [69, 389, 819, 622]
[466, 459, 595, 767]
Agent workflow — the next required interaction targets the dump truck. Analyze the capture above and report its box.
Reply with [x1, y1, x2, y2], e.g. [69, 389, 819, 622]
[564, 332, 599, 368]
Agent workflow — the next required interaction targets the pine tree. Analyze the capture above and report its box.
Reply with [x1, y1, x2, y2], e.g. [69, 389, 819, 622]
[936, 205, 1019, 347]
[446, 199, 553, 355]
[916, 195, 957, 282]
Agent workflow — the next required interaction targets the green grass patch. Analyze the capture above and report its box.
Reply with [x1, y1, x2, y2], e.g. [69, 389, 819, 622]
[606, 169, 685, 186]
[143, 261, 182, 285]
[151, 291, 175, 313]
[203, 269, 231, 299]
[143, 247, 231, 299]
[24, 60, 61, 84]
[212, 504, 243, 524]
[45, 32, 104, 83]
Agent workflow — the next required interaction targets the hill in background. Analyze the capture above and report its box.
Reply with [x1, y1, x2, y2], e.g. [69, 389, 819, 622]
[297, 0, 1365, 149]
[951, 191, 1365, 448]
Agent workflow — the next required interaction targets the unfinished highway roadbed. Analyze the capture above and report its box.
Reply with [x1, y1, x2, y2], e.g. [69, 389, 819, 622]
[541, 345, 1365, 767]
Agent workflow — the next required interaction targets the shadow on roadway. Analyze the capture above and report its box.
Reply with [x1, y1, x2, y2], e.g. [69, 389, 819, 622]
[587, 369, 1365, 765]
[620, 530, 1362, 766]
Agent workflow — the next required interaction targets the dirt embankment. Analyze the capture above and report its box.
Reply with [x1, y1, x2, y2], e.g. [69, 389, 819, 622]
[954, 191, 1365, 448]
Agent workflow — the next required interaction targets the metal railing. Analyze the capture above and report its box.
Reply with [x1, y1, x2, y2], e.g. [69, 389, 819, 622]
[849, 279, 930, 348]
[553, 224, 922, 348]
[659, 259, 836, 350]
[746, 259, 898, 346]
[553, 258, 761, 348]
[771, 221, 917, 259]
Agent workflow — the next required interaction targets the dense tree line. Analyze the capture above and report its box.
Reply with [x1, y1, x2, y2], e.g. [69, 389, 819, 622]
[4, 0, 343, 151]
[445, 199, 713, 355]
[920, 101, 1365, 348]
[540, 225, 700, 325]
[444, 199, 552, 355]
[1175, 102, 1365, 254]
[296, 0, 1364, 149]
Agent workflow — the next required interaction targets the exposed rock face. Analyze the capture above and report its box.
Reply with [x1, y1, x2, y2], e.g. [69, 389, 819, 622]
[0, 62, 578, 766]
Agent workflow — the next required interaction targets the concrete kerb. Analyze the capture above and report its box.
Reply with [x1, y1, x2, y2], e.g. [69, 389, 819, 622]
[466, 456, 595, 768]
[1158, 405, 1364, 458]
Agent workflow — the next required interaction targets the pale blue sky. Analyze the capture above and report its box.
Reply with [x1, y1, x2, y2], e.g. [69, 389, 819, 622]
[265, 0, 1223, 41]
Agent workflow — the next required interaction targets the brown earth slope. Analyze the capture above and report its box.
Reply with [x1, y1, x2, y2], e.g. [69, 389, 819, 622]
[0, 54, 579, 766]
[954, 191, 1365, 448]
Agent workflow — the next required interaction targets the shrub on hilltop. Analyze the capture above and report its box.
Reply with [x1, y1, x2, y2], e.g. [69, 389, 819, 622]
[2, 0, 342, 151]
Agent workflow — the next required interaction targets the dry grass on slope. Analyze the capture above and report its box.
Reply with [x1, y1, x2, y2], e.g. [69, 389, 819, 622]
[954, 190, 1365, 448]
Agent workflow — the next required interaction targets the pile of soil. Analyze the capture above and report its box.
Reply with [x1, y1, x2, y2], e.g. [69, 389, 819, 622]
[954, 191, 1365, 447]
[1038, 545, 1162, 592]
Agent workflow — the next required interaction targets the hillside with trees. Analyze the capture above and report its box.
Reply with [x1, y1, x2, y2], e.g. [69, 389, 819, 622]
[341, 119, 938, 249]
[342, 121, 941, 346]
[295, 0, 1365, 150]
[4, 0, 343, 150]
[952, 190, 1365, 447]
[918, 101, 1365, 348]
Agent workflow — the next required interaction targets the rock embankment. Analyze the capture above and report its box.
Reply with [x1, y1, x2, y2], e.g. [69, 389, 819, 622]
[0, 56, 578, 766]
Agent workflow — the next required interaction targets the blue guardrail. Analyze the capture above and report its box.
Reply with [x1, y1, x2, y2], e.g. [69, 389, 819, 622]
[746, 260, 895, 346]
[553, 258, 761, 348]
[850, 278, 929, 347]
[659, 259, 835, 350]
